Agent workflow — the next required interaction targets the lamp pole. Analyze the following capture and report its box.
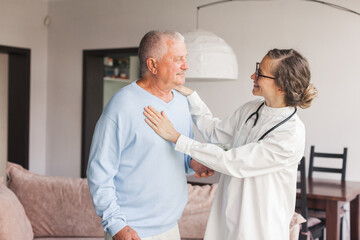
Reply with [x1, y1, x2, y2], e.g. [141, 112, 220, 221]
[195, 0, 360, 29]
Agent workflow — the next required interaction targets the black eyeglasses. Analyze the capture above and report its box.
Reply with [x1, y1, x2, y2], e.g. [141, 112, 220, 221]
[255, 62, 276, 81]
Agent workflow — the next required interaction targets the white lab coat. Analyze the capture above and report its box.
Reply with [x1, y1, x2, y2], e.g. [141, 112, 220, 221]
[175, 92, 305, 240]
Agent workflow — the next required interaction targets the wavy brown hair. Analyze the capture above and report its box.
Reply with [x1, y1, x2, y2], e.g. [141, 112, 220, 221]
[267, 49, 318, 109]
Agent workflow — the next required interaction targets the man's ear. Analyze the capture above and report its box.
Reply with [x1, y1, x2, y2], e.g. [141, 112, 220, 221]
[147, 58, 157, 74]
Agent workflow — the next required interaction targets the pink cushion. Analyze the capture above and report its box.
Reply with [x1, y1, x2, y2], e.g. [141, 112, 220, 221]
[34, 238, 104, 240]
[178, 183, 218, 239]
[0, 178, 34, 240]
[307, 217, 321, 227]
[6, 162, 104, 237]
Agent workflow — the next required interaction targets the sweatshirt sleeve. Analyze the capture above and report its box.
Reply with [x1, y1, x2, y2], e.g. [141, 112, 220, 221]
[86, 114, 127, 236]
[187, 91, 240, 146]
[175, 121, 305, 178]
[184, 110, 195, 175]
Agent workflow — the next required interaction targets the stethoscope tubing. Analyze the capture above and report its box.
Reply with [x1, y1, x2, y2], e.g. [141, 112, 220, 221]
[245, 102, 297, 141]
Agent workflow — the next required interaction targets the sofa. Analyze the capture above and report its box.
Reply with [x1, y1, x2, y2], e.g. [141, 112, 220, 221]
[0, 162, 216, 240]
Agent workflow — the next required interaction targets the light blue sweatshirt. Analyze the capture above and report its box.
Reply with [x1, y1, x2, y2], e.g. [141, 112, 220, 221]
[87, 81, 194, 238]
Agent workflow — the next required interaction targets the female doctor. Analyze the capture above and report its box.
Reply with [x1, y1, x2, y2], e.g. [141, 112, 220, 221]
[144, 49, 318, 240]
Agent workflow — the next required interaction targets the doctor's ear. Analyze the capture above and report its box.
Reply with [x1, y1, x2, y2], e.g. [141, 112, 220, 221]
[147, 58, 158, 74]
[277, 86, 285, 95]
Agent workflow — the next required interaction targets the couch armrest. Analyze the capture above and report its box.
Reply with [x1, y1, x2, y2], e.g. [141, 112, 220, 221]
[178, 183, 217, 239]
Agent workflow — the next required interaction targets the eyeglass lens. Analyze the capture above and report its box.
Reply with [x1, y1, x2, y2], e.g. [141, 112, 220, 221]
[256, 62, 260, 80]
[255, 62, 276, 80]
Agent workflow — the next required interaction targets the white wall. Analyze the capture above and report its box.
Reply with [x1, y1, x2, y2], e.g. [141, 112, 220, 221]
[187, 0, 360, 181]
[46, 0, 204, 176]
[0, 0, 48, 174]
[46, 0, 360, 180]
[0, 53, 8, 182]
[1, 0, 359, 179]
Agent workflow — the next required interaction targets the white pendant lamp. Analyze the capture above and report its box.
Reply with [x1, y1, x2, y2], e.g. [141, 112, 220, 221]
[183, 29, 238, 81]
[183, 1, 238, 81]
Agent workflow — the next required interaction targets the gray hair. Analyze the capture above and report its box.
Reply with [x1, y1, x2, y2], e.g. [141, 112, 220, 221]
[138, 30, 185, 76]
[266, 49, 318, 109]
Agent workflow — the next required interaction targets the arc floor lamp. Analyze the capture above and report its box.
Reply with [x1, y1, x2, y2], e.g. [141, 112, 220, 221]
[183, 0, 360, 82]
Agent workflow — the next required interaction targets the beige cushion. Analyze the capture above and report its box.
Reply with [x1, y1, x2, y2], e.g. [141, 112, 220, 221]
[178, 183, 218, 239]
[0, 178, 34, 240]
[6, 162, 104, 237]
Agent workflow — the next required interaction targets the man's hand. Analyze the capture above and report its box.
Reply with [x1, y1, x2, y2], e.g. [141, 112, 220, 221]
[112, 226, 141, 240]
[190, 159, 214, 178]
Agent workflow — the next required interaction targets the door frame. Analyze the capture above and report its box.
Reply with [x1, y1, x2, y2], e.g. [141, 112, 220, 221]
[0, 45, 31, 169]
[81, 47, 138, 177]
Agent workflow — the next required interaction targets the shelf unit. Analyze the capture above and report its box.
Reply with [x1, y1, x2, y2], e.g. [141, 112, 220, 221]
[103, 76, 132, 83]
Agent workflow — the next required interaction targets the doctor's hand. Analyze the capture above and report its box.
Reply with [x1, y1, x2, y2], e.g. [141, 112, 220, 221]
[190, 159, 214, 178]
[173, 85, 194, 96]
[144, 106, 180, 144]
[113, 226, 141, 240]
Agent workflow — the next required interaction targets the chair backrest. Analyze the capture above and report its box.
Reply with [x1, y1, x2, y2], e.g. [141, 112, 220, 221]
[308, 145, 347, 181]
[297, 157, 309, 233]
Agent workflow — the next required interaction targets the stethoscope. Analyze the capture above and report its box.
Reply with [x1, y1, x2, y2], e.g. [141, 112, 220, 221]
[244, 102, 297, 141]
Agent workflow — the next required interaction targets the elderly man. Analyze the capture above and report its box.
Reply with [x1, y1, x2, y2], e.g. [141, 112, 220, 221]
[87, 30, 213, 240]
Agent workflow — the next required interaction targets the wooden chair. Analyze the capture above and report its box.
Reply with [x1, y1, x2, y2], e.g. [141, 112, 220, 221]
[308, 145, 347, 181]
[297, 157, 326, 240]
[308, 145, 348, 239]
